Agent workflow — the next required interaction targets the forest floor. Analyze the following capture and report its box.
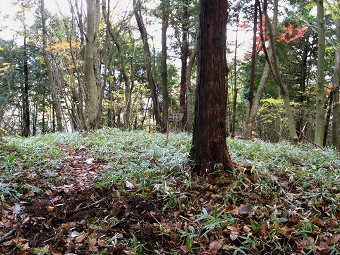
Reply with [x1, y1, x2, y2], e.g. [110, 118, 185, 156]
[0, 128, 339, 255]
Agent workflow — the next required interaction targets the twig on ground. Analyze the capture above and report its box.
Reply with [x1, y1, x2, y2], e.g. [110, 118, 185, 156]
[69, 197, 106, 214]
[0, 217, 30, 243]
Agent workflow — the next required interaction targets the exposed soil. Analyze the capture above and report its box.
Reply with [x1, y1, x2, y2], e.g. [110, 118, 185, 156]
[0, 145, 174, 255]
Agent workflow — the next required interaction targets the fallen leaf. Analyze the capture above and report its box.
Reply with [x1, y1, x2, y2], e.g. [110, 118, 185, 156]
[75, 234, 86, 243]
[224, 226, 239, 241]
[97, 239, 106, 246]
[88, 233, 98, 252]
[179, 245, 189, 252]
[209, 239, 224, 251]
[125, 180, 135, 190]
[70, 231, 80, 238]
[280, 225, 294, 234]
[85, 158, 95, 164]
[243, 225, 252, 233]
[11, 203, 21, 215]
[47, 206, 55, 212]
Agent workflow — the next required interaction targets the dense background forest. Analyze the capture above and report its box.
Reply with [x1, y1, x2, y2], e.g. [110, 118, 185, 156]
[0, 0, 339, 149]
[0, 1, 339, 253]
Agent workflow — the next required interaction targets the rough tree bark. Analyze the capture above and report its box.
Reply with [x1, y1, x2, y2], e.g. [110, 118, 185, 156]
[332, 0, 340, 150]
[180, 0, 189, 131]
[84, 0, 101, 130]
[22, 26, 30, 137]
[190, 0, 233, 176]
[314, 0, 326, 146]
[161, 0, 170, 133]
[244, 0, 259, 138]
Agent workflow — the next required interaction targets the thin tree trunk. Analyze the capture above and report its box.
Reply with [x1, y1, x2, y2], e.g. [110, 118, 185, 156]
[84, 0, 100, 130]
[133, 0, 162, 130]
[22, 30, 30, 137]
[191, 0, 233, 176]
[297, 43, 308, 139]
[180, 0, 189, 131]
[32, 102, 37, 136]
[249, 62, 270, 123]
[244, 0, 258, 138]
[314, 0, 326, 146]
[161, 0, 170, 133]
[40, 0, 63, 132]
[186, 43, 198, 132]
[332, 0, 340, 150]
[323, 93, 333, 146]
[231, 23, 238, 138]
[42, 84, 46, 134]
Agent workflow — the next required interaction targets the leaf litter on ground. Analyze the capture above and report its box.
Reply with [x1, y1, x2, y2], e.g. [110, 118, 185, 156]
[0, 128, 339, 254]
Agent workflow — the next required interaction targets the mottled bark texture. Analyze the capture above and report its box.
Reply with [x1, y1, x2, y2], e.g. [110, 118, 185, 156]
[191, 0, 233, 176]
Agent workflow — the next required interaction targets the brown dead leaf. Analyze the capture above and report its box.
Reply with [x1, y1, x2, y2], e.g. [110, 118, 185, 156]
[88, 233, 98, 252]
[75, 234, 86, 243]
[208, 239, 224, 251]
[97, 239, 106, 246]
[224, 205, 236, 212]
[47, 206, 55, 212]
[179, 245, 189, 252]
[311, 218, 323, 227]
[224, 226, 239, 241]
[280, 225, 294, 234]
[243, 225, 252, 233]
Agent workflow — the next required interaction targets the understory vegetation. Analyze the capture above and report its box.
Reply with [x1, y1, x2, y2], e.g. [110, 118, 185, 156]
[0, 128, 339, 254]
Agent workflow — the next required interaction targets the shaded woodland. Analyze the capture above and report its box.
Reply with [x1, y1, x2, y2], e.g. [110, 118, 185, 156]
[0, 0, 338, 150]
[0, 1, 340, 254]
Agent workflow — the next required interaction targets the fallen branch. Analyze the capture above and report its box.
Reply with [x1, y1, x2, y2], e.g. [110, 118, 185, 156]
[0, 217, 30, 244]
[69, 197, 106, 214]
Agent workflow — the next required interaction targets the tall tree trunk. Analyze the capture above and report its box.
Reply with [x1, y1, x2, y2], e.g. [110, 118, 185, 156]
[42, 85, 46, 134]
[262, 0, 298, 142]
[161, 0, 169, 133]
[84, 0, 100, 130]
[133, 0, 162, 130]
[244, 0, 258, 138]
[180, 0, 189, 131]
[297, 42, 308, 139]
[191, 0, 233, 176]
[249, 62, 270, 125]
[314, 0, 326, 146]
[185, 43, 198, 132]
[332, 0, 340, 150]
[231, 21, 239, 138]
[22, 30, 30, 137]
[324, 93, 333, 146]
[40, 0, 63, 132]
